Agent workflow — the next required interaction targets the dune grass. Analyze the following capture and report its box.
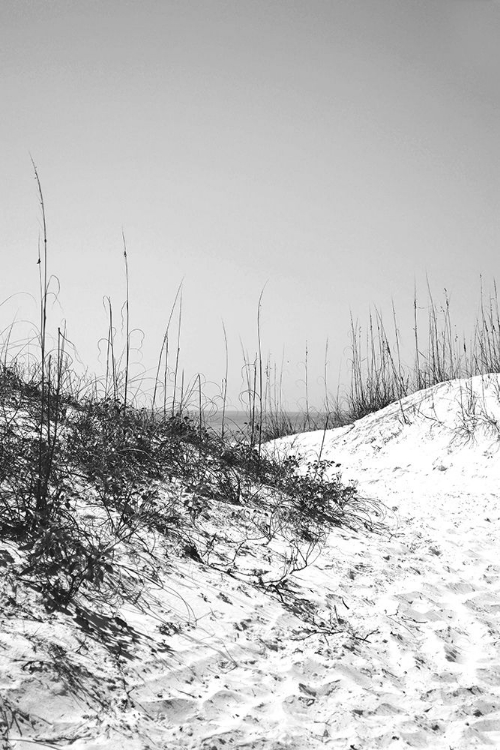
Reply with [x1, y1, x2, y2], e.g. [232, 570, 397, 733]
[1, 169, 500, 615]
[0, 349, 374, 612]
[343, 279, 500, 423]
[0, 172, 369, 611]
[235, 275, 500, 444]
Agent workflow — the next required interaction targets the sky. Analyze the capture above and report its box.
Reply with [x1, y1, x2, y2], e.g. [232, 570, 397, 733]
[1, 0, 500, 409]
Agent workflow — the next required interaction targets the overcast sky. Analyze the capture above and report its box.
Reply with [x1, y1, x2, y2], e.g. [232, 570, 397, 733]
[2, 0, 499, 408]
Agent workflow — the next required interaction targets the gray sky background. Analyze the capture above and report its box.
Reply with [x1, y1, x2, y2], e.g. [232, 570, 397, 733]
[2, 0, 500, 408]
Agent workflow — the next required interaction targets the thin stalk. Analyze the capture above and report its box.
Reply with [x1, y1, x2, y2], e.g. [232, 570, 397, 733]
[104, 297, 117, 400]
[256, 288, 265, 457]
[31, 159, 49, 517]
[172, 288, 183, 417]
[413, 282, 422, 391]
[152, 281, 182, 416]
[122, 231, 130, 411]
[198, 373, 203, 440]
[221, 320, 228, 443]
[316, 338, 330, 468]
[304, 342, 310, 430]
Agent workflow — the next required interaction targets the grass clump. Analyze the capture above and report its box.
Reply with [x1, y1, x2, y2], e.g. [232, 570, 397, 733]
[337, 280, 500, 425]
[0, 352, 369, 612]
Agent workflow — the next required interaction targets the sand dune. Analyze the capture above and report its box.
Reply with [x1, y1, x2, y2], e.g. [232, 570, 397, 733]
[1, 375, 500, 748]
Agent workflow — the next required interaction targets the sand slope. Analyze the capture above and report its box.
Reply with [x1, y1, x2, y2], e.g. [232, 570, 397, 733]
[1, 375, 500, 748]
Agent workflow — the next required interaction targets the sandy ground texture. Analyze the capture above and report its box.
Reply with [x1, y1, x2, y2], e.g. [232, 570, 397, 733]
[1, 374, 500, 749]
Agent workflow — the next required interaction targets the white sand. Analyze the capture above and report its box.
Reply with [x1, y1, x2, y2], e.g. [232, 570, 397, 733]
[1, 374, 500, 748]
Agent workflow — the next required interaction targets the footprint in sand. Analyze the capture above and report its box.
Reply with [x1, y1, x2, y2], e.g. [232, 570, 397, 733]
[477, 664, 500, 687]
[282, 693, 317, 719]
[465, 592, 500, 615]
[446, 580, 475, 595]
[199, 728, 246, 749]
[469, 717, 500, 732]
[328, 663, 373, 689]
[202, 688, 246, 720]
[463, 695, 500, 717]
[370, 701, 404, 716]
[139, 696, 197, 722]
[443, 643, 462, 664]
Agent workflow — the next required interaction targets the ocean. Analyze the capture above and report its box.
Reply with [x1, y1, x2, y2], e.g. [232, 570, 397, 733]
[203, 410, 327, 437]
